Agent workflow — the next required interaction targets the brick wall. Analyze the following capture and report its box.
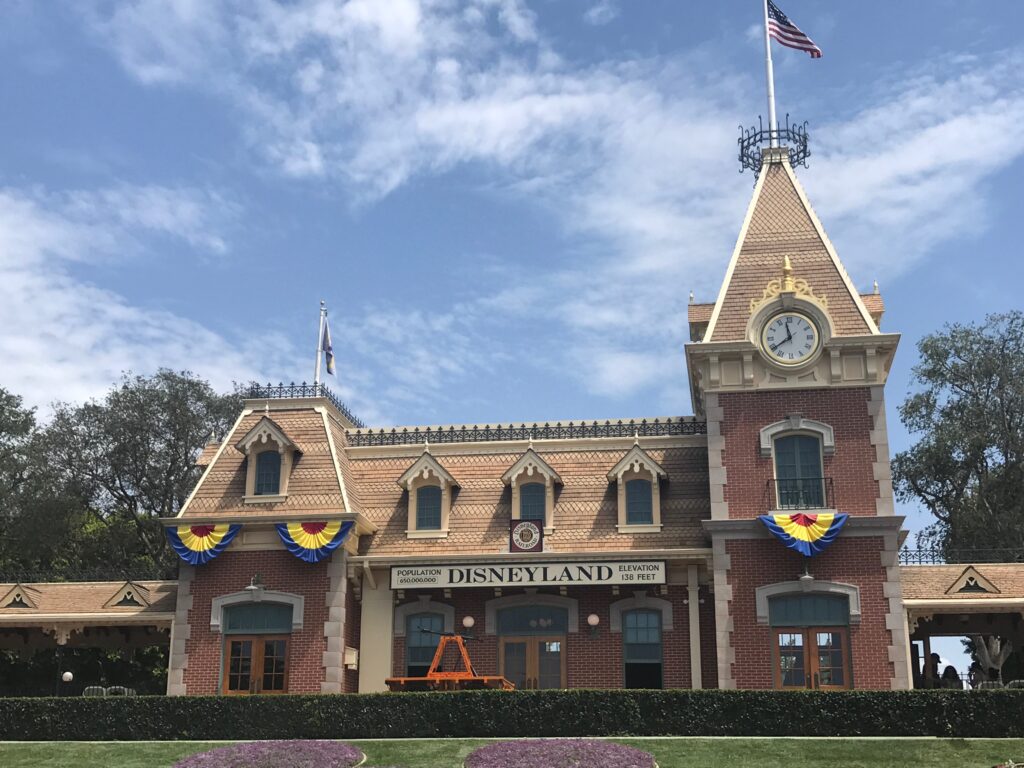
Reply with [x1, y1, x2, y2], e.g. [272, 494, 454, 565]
[390, 585, 713, 689]
[725, 537, 893, 690]
[184, 550, 330, 695]
[719, 388, 877, 518]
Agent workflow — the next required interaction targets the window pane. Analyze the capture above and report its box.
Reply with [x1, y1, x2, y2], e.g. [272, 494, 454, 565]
[227, 640, 252, 692]
[815, 631, 846, 687]
[255, 451, 281, 495]
[520, 483, 546, 521]
[224, 602, 294, 634]
[262, 639, 287, 692]
[768, 594, 849, 628]
[624, 610, 662, 662]
[774, 435, 824, 508]
[777, 632, 805, 687]
[497, 605, 567, 635]
[416, 486, 442, 530]
[407, 613, 444, 671]
[625, 479, 653, 525]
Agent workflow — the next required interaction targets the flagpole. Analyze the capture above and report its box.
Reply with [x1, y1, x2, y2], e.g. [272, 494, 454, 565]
[314, 299, 326, 388]
[762, 0, 779, 147]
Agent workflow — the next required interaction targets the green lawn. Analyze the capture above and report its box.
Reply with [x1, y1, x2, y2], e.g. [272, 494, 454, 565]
[1, 738, 1022, 767]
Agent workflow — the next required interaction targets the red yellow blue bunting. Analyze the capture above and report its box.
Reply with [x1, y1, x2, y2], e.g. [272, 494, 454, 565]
[166, 524, 241, 565]
[758, 512, 848, 557]
[275, 520, 354, 563]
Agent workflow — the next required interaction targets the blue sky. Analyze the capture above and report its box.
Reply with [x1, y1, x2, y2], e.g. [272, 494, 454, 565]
[2, 1, 1023, 548]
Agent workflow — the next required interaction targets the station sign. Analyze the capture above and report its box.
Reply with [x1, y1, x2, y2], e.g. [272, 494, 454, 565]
[390, 560, 666, 590]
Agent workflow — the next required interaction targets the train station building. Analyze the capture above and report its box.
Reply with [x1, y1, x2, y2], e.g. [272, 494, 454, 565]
[6, 146, 1018, 695]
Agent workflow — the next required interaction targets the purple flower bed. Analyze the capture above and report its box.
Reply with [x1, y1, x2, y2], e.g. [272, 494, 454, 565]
[172, 740, 363, 768]
[465, 739, 655, 768]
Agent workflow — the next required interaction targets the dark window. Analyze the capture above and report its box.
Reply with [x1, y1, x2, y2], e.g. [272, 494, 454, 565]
[224, 602, 294, 635]
[416, 486, 442, 530]
[625, 479, 654, 525]
[255, 451, 281, 495]
[497, 605, 568, 636]
[623, 609, 662, 689]
[520, 483, 546, 521]
[768, 593, 849, 627]
[406, 613, 444, 677]
[774, 435, 824, 508]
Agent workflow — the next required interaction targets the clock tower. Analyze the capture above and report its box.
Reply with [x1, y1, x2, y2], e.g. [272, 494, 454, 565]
[686, 145, 912, 690]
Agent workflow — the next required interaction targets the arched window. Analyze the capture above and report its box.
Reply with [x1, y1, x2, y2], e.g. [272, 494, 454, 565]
[255, 451, 281, 496]
[416, 486, 442, 530]
[625, 479, 653, 525]
[519, 483, 546, 521]
[623, 609, 662, 689]
[768, 593, 850, 691]
[406, 612, 444, 677]
[773, 434, 824, 509]
[222, 602, 292, 695]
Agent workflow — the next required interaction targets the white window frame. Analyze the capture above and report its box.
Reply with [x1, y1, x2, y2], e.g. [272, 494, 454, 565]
[607, 444, 667, 533]
[398, 450, 458, 539]
[501, 448, 561, 534]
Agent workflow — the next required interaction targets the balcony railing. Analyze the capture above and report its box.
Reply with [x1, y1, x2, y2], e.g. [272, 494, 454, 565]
[766, 477, 834, 511]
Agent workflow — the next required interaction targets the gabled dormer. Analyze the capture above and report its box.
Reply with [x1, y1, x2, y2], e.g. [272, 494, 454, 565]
[397, 448, 459, 539]
[607, 443, 667, 533]
[502, 447, 561, 534]
[946, 566, 1000, 595]
[103, 581, 152, 608]
[235, 416, 301, 504]
[1, 583, 39, 609]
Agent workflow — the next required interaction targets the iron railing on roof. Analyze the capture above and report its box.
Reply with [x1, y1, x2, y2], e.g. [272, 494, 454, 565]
[738, 114, 810, 176]
[347, 418, 706, 447]
[245, 382, 365, 428]
[898, 548, 1024, 566]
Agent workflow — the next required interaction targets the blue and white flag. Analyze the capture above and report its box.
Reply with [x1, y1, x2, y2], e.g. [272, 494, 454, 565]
[321, 317, 335, 375]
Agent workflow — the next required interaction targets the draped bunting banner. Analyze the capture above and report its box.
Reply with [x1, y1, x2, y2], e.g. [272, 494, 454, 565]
[758, 512, 848, 557]
[275, 520, 355, 563]
[166, 524, 242, 565]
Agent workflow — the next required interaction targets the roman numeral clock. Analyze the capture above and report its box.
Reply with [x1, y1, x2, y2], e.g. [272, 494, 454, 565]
[761, 311, 820, 365]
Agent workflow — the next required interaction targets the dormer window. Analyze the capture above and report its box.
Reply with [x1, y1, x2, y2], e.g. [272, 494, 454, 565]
[235, 416, 300, 504]
[255, 451, 282, 495]
[502, 448, 561, 534]
[398, 449, 458, 539]
[608, 443, 667, 533]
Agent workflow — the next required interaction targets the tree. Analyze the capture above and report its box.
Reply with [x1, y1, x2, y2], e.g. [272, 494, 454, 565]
[40, 370, 243, 574]
[892, 311, 1024, 558]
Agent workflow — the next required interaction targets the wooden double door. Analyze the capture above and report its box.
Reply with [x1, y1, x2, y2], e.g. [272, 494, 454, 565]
[499, 636, 566, 690]
[222, 635, 289, 694]
[774, 627, 850, 690]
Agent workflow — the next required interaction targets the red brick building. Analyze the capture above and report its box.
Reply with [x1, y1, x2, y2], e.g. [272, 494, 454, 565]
[2, 148, 930, 694]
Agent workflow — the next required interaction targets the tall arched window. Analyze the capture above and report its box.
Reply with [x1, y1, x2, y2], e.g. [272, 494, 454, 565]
[519, 483, 546, 521]
[623, 609, 662, 689]
[406, 613, 444, 677]
[255, 451, 281, 496]
[416, 486, 442, 530]
[625, 479, 653, 525]
[773, 434, 824, 509]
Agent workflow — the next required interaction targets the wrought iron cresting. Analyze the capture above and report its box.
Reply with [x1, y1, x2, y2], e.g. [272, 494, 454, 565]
[738, 114, 810, 176]
[245, 382, 365, 428]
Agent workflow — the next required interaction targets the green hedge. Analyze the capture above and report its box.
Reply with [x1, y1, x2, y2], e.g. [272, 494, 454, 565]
[1, 689, 1023, 741]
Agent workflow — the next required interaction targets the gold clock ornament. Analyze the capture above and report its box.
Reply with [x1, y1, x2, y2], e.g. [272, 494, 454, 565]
[761, 311, 820, 366]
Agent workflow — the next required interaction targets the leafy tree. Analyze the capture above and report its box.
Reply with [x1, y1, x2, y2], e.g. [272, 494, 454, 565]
[38, 370, 243, 574]
[892, 311, 1024, 558]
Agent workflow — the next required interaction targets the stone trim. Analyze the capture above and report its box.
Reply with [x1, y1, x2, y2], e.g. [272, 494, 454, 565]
[881, 527, 912, 690]
[868, 387, 895, 516]
[166, 565, 194, 696]
[758, 415, 835, 457]
[705, 393, 728, 520]
[687, 564, 702, 689]
[393, 596, 456, 636]
[754, 580, 862, 625]
[711, 538, 735, 689]
[608, 592, 674, 633]
[321, 551, 348, 694]
[484, 592, 579, 635]
[209, 589, 304, 633]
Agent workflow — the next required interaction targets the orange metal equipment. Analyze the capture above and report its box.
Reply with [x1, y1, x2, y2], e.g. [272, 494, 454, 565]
[385, 632, 514, 691]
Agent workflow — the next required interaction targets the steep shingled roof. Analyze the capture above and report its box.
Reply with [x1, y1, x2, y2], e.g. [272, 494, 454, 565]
[706, 155, 878, 342]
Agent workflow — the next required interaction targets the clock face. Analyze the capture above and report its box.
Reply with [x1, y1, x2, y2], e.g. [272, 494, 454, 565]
[762, 312, 819, 365]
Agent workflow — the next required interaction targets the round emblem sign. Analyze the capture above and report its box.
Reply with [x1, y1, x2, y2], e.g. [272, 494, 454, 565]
[511, 520, 542, 552]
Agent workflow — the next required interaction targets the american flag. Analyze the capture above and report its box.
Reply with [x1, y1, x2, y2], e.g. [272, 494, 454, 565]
[767, 0, 822, 59]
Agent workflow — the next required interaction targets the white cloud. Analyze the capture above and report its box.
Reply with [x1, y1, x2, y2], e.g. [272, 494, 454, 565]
[0, 185, 287, 411]
[78, 2, 1024, 409]
[584, 1, 618, 27]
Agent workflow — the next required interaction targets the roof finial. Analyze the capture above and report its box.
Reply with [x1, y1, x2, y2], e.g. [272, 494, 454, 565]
[528, 435, 534, 450]
[782, 256, 795, 292]
[873, 280, 879, 295]
[424, 436, 430, 454]
[633, 428, 640, 446]
[688, 290, 695, 304]
[264, 400, 270, 416]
